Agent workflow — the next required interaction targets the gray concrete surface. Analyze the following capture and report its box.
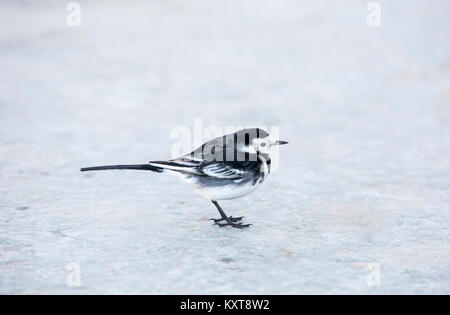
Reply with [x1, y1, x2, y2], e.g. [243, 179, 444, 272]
[0, 0, 449, 294]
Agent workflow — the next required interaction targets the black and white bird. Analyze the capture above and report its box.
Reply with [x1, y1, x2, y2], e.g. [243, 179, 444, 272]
[81, 128, 288, 228]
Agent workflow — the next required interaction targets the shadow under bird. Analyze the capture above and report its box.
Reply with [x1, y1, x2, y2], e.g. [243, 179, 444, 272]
[81, 128, 288, 228]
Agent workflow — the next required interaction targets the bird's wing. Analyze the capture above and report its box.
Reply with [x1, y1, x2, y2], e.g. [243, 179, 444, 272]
[149, 157, 250, 180]
[199, 162, 246, 179]
[154, 133, 261, 179]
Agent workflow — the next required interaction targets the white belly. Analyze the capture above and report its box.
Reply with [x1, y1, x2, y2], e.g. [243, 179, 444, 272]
[164, 167, 265, 201]
[194, 181, 262, 200]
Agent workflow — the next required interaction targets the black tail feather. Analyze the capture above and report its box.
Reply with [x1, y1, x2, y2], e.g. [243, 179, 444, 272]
[80, 164, 163, 172]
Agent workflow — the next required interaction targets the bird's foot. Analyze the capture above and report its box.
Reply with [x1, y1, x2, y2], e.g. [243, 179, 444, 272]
[213, 221, 251, 229]
[209, 216, 244, 223]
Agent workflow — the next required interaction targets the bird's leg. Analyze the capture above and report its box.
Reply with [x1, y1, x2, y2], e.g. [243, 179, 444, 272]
[209, 200, 243, 223]
[209, 200, 250, 228]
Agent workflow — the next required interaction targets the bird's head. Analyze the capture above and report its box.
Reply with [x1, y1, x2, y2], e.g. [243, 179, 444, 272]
[237, 128, 288, 156]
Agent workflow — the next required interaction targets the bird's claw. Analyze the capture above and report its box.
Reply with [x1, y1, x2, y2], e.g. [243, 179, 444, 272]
[209, 216, 244, 223]
[213, 221, 251, 229]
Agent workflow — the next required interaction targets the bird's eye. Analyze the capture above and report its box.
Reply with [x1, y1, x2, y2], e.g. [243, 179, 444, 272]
[260, 142, 266, 147]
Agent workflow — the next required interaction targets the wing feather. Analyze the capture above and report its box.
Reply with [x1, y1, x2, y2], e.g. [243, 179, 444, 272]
[150, 151, 256, 180]
[200, 163, 246, 179]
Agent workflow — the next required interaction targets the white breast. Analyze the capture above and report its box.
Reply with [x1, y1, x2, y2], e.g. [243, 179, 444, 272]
[258, 155, 269, 181]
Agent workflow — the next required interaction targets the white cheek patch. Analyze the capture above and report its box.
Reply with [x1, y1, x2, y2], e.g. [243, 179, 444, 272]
[253, 137, 272, 154]
[241, 136, 275, 155]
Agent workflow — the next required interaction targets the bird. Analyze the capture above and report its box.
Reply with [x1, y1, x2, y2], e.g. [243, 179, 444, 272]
[80, 128, 288, 228]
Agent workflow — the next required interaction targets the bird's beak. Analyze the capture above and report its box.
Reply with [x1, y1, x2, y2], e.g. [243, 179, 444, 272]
[273, 140, 288, 146]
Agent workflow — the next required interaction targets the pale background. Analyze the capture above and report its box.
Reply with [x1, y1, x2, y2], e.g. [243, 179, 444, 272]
[0, 0, 449, 294]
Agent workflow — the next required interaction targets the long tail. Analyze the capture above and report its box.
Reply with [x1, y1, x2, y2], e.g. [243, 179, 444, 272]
[80, 164, 163, 172]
